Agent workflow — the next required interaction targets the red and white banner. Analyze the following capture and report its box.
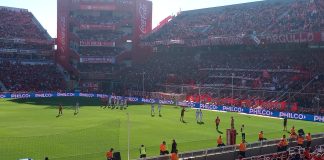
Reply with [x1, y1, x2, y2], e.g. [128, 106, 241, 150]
[261, 32, 322, 44]
[142, 32, 323, 47]
[191, 36, 244, 47]
[79, 24, 115, 30]
[186, 96, 287, 110]
[0, 48, 18, 53]
[135, 0, 152, 38]
[80, 40, 115, 47]
[79, 4, 116, 10]
[80, 57, 115, 64]
[57, 0, 70, 63]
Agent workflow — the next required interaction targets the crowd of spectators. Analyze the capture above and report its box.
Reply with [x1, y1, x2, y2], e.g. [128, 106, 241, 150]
[78, 63, 114, 73]
[76, 30, 123, 41]
[0, 8, 49, 41]
[242, 145, 324, 160]
[0, 61, 66, 92]
[120, 48, 324, 115]
[73, 9, 132, 25]
[144, 0, 324, 42]
[78, 47, 122, 56]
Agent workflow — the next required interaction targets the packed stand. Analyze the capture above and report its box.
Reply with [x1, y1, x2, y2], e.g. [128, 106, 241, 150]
[72, 8, 131, 25]
[0, 8, 49, 41]
[120, 48, 324, 115]
[76, 30, 123, 41]
[78, 47, 122, 56]
[0, 61, 66, 92]
[144, 0, 324, 42]
[78, 63, 114, 73]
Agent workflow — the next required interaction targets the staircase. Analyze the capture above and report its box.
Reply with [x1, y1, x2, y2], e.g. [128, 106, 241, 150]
[0, 81, 8, 92]
[56, 64, 71, 82]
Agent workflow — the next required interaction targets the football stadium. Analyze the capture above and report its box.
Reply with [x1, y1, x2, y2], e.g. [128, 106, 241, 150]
[0, 0, 324, 160]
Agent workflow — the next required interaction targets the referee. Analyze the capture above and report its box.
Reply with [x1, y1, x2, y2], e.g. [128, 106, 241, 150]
[241, 124, 246, 140]
[283, 117, 287, 131]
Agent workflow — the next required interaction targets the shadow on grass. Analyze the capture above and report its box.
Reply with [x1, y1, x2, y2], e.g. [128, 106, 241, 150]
[9, 97, 102, 110]
[217, 130, 224, 134]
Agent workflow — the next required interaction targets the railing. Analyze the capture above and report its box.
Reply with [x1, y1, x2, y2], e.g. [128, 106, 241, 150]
[139, 133, 324, 160]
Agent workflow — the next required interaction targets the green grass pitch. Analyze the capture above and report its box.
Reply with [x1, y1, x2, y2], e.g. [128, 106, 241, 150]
[0, 97, 323, 160]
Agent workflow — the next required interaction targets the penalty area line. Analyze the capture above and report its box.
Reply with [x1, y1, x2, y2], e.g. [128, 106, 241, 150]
[239, 112, 283, 119]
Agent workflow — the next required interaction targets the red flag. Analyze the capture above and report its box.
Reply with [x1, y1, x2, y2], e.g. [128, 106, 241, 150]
[291, 103, 298, 112]
[262, 70, 270, 79]
[280, 102, 287, 111]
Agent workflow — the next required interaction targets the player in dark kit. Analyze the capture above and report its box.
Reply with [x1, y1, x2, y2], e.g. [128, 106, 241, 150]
[58, 104, 63, 116]
[180, 107, 186, 122]
[215, 116, 220, 130]
[231, 116, 235, 129]
[283, 117, 287, 131]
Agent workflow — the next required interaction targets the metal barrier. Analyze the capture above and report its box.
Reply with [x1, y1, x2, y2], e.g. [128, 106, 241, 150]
[139, 133, 324, 160]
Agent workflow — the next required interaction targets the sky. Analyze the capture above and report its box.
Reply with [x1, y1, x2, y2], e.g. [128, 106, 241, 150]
[0, 0, 260, 38]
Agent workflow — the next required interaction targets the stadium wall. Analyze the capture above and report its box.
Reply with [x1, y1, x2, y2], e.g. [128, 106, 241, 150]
[57, 0, 153, 66]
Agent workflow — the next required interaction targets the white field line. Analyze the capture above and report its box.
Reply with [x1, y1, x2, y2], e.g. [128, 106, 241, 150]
[239, 112, 283, 119]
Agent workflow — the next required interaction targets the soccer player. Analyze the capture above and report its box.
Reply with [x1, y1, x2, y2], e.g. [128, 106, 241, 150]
[198, 109, 203, 123]
[215, 116, 220, 130]
[283, 117, 288, 131]
[180, 107, 185, 122]
[241, 124, 246, 140]
[58, 104, 63, 116]
[139, 144, 146, 158]
[150, 102, 155, 116]
[106, 148, 113, 160]
[115, 98, 119, 109]
[195, 109, 200, 123]
[120, 98, 124, 110]
[124, 97, 128, 109]
[230, 116, 235, 129]
[112, 97, 117, 109]
[74, 101, 79, 115]
[158, 100, 162, 116]
[160, 141, 169, 155]
[108, 96, 112, 108]
[217, 135, 225, 147]
[101, 98, 107, 108]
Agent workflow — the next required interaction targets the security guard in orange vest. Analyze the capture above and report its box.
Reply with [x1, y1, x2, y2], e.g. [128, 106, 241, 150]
[277, 135, 289, 152]
[160, 141, 169, 155]
[217, 135, 225, 147]
[290, 126, 297, 139]
[258, 131, 267, 141]
[170, 149, 179, 160]
[297, 135, 304, 147]
[238, 140, 247, 158]
[305, 133, 312, 148]
[106, 148, 113, 160]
